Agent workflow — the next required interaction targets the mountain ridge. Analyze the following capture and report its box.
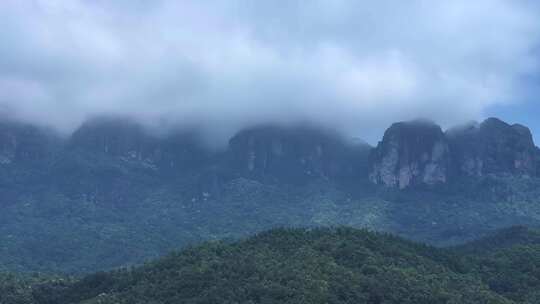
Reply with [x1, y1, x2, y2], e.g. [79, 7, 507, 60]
[2, 116, 540, 273]
[370, 117, 539, 188]
[2, 116, 538, 188]
[5, 226, 540, 304]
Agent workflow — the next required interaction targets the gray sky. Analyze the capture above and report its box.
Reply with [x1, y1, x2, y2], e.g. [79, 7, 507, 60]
[1, 0, 539, 144]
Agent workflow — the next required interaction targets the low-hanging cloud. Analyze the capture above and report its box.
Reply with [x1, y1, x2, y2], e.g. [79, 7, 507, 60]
[1, 0, 539, 143]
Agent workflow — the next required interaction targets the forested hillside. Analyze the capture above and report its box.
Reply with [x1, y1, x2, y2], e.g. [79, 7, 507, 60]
[2, 118, 540, 274]
[4, 227, 540, 304]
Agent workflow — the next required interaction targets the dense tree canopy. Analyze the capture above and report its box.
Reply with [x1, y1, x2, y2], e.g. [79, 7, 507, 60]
[3, 226, 540, 303]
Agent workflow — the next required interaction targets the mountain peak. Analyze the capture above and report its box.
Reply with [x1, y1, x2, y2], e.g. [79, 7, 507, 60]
[481, 117, 508, 127]
[0, 121, 59, 165]
[479, 117, 533, 140]
[369, 119, 450, 189]
[68, 117, 155, 162]
[449, 117, 537, 178]
[228, 124, 369, 183]
[369, 117, 539, 189]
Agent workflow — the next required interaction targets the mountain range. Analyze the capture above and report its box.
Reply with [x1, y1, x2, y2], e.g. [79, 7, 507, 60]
[1, 116, 540, 273]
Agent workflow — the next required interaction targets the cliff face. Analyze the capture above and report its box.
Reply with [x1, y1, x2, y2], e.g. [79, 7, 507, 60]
[0, 123, 17, 165]
[68, 118, 212, 173]
[69, 118, 158, 159]
[4, 116, 540, 274]
[369, 120, 450, 189]
[228, 125, 370, 183]
[0, 121, 58, 166]
[4, 116, 538, 190]
[369, 118, 539, 189]
[447, 118, 537, 178]
[537, 147, 540, 176]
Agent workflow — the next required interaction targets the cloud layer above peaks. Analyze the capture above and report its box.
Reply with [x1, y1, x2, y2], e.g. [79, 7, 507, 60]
[1, 0, 539, 141]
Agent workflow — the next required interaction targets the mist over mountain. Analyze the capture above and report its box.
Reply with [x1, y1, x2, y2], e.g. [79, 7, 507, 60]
[1, 115, 540, 274]
[3, 1, 540, 302]
[1, 0, 540, 144]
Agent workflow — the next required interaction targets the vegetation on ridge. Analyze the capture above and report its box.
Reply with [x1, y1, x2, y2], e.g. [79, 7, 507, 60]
[3, 226, 540, 304]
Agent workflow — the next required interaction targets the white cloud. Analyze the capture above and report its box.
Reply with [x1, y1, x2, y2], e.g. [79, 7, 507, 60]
[0, 0, 539, 142]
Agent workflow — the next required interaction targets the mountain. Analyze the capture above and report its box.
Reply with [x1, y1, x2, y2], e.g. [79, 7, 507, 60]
[369, 120, 451, 189]
[447, 118, 538, 178]
[369, 117, 540, 188]
[0, 120, 59, 166]
[5, 226, 540, 304]
[2, 117, 540, 274]
[453, 226, 540, 255]
[228, 125, 370, 183]
[68, 117, 215, 174]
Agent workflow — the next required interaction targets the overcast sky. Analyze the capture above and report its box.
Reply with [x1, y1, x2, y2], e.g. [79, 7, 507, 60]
[1, 0, 539, 144]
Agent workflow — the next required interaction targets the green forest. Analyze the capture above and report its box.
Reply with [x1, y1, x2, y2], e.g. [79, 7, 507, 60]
[3, 226, 540, 304]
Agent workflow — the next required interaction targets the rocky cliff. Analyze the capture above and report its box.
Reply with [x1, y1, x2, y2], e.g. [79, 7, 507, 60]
[3, 116, 538, 190]
[369, 117, 539, 189]
[69, 118, 155, 158]
[228, 125, 370, 183]
[68, 117, 213, 173]
[447, 118, 537, 178]
[0, 121, 58, 166]
[369, 120, 451, 189]
[3, 116, 540, 274]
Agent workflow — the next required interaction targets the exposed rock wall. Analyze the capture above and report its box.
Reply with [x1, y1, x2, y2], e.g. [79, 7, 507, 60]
[369, 120, 450, 189]
[3, 115, 538, 190]
[0, 125, 17, 165]
[228, 125, 370, 183]
[0, 122, 58, 165]
[68, 118, 212, 172]
[447, 118, 537, 178]
[370, 117, 539, 189]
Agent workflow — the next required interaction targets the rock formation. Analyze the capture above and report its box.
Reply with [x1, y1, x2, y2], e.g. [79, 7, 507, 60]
[370, 117, 539, 189]
[0, 121, 58, 165]
[228, 125, 370, 183]
[447, 118, 537, 178]
[68, 117, 212, 173]
[369, 120, 451, 189]
[3, 115, 538, 189]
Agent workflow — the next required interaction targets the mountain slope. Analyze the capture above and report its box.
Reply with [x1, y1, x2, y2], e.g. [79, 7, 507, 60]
[2, 117, 540, 274]
[454, 226, 540, 255]
[8, 227, 527, 304]
[453, 227, 540, 303]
